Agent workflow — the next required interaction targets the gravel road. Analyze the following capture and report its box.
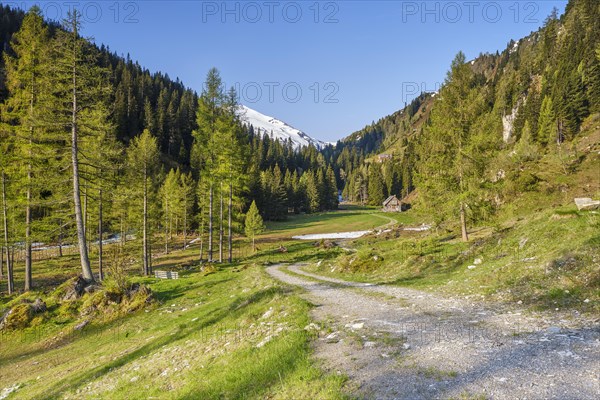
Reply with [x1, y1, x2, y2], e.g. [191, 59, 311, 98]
[266, 263, 600, 400]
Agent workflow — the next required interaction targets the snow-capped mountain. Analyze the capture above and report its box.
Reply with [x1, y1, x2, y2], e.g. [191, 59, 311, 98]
[238, 105, 325, 149]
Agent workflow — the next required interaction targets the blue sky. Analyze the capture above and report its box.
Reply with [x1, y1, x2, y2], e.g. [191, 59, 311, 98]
[10, 1, 567, 142]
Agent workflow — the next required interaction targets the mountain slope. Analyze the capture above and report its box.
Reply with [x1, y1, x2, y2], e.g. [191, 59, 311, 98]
[238, 105, 325, 149]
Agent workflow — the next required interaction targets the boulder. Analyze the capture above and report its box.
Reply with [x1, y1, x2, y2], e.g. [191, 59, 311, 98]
[61, 276, 90, 301]
[574, 197, 600, 211]
[31, 298, 47, 313]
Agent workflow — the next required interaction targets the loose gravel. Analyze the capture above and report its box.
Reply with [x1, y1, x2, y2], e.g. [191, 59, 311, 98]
[267, 264, 600, 400]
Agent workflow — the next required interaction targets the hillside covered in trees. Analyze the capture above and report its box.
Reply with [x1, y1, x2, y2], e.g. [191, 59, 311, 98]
[0, 5, 341, 292]
[327, 0, 599, 235]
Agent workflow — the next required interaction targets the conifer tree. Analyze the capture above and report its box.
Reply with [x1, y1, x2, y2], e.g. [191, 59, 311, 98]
[416, 52, 483, 241]
[3, 7, 52, 289]
[325, 166, 339, 209]
[367, 164, 386, 206]
[179, 171, 195, 249]
[161, 168, 181, 254]
[191, 68, 224, 262]
[538, 96, 557, 145]
[51, 9, 111, 281]
[244, 200, 264, 252]
[127, 129, 159, 275]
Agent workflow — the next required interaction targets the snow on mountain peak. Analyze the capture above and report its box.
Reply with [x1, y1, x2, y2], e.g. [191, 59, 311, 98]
[237, 105, 325, 149]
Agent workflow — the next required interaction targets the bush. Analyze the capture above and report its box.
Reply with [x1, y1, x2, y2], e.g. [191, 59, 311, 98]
[103, 248, 130, 293]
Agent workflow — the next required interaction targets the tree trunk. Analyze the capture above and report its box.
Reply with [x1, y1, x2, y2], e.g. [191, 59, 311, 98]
[219, 183, 223, 263]
[120, 216, 125, 247]
[25, 136, 32, 291]
[98, 186, 104, 281]
[3, 172, 15, 294]
[84, 184, 88, 248]
[58, 221, 63, 257]
[208, 183, 213, 262]
[183, 202, 187, 250]
[199, 217, 204, 262]
[164, 197, 169, 254]
[228, 182, 233, 263]
[143, 167, 149, 275]
[72, 62, 94, 283]
[460, 202, 469, 242]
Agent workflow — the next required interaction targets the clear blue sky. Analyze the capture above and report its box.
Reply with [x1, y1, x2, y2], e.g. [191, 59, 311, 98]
[12, 0, 566, 142]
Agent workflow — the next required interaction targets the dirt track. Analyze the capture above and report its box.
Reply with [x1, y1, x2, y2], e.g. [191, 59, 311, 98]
[267, 263, 600, 400]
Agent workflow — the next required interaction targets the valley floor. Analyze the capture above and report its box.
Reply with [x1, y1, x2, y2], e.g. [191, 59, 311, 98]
[1, 206, 598, 399]
[268, 263, 600, 400]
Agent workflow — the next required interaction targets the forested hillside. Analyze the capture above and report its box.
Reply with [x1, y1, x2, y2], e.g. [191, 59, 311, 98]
[327, 0, 599, 235]
[0, 5, 340, 292]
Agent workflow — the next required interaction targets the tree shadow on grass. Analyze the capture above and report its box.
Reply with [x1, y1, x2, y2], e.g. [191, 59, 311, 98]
[0, 276, 234, 366]
[31, 285, 288, 399]
[151, 276, 233, 303]
[179, 332, 309, 400]
[229, 286, 290, 312]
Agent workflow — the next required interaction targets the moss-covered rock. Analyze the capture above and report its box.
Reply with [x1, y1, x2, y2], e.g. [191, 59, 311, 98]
[0, 303, 33, 330]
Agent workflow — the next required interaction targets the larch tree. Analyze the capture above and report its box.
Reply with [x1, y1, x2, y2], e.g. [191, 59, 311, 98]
[2, 6, 52, 290]
[127, 129, 160, 276]
[244, 200, 264, 252]
[416, 52, 484, 242]
[216, 87, 247, 263]
[79, 109, 120, 280]
[0, 124, 15, 294]
[179, 171, 195, 250]
[160, 168, 181, 254]
[191, 68, 224, 262]
[50, 10, 111, 282]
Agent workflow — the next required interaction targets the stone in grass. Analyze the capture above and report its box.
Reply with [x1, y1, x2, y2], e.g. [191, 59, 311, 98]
[74, 320, 90, 331]
[31, 298, 47, 313]
[304, 323, 320, 332]
[325, 332, 340, 343]
[467, 265, 477, 270]
[474, 258, 483, 265]
[0, 299, 46, 330]
[261, 307, 274, 319]
[574, 197, 600, 211]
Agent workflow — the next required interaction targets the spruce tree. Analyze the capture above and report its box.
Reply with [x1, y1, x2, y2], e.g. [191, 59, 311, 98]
[367, 164, 386, 206]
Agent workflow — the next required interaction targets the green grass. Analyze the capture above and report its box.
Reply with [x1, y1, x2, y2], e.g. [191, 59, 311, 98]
[305, 205, 599, 313]
[0, 246, 349, 399]
[261, 205, 420, 241]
